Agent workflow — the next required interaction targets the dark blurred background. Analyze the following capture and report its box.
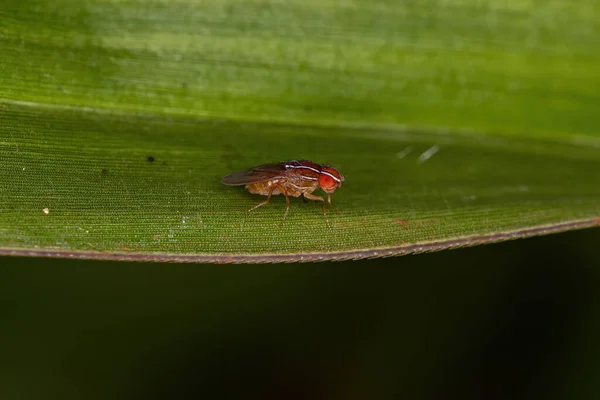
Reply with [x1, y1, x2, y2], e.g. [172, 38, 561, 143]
[2, 228, 600, 400]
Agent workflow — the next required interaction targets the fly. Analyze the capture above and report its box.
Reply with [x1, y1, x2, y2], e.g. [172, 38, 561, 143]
[221, 159, 344, 222]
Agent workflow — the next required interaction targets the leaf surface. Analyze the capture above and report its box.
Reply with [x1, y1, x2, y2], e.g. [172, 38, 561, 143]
[1, 0, 599, 261]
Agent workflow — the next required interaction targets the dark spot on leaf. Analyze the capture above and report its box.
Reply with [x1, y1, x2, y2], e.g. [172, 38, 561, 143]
[102, 169, 108, 175]
[162, 161, 167, 166]
[147, 156, 155, 162]
[181, 82, 188, 89]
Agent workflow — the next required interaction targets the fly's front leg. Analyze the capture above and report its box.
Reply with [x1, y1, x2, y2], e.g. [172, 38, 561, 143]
[247, 185, 275, 213]
[303, 192, 326, 214]
[327, 194, 341, 214]
[303, 192, 330, 228]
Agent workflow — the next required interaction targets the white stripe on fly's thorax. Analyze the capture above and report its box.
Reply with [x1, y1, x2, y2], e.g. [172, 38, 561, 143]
[284, 163, 341, 183]
[284, 164, 319, 180]
[285, 163, 320, 173]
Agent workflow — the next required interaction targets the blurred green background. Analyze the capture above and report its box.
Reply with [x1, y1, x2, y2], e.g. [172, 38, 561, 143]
[2, 227, 600, 400]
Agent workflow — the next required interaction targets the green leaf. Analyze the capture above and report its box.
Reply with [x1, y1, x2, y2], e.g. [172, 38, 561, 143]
[1, 0, 599, 261]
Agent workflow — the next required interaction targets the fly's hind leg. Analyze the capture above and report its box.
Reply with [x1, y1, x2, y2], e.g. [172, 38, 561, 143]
[247, 185, 275, 213]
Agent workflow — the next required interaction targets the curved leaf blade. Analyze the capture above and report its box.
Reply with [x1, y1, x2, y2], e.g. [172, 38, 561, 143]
[1, 0, 599, 261]
[1, 104, 599, 261]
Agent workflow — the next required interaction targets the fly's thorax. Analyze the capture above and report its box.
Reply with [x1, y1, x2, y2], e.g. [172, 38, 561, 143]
[283, 160, 321, 181]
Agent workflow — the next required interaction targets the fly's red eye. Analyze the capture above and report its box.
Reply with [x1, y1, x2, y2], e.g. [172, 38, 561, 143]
[318, 173, 336, 190]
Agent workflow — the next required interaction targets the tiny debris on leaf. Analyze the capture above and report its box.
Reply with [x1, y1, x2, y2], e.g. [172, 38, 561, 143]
[43, 208, 49, 214]
[417, 145, 440, 164]
[396, 146, 413, 159]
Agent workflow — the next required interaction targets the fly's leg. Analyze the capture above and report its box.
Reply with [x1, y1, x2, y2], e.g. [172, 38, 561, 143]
[303, 192, 326, 214]
[276, 184, 291, 222]
[303, 192, 331, 228]
[327, 194, 341, 215]
[247, 185, 275, 213]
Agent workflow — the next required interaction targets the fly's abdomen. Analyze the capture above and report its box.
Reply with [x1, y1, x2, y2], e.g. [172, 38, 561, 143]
[246, 181, 281, 196]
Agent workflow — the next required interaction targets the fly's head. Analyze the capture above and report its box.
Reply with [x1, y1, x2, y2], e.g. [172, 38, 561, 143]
[318, 165, 344, 194]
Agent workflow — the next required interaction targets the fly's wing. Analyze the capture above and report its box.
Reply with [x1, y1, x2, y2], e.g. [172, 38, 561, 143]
[221, 162, 287, 186]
